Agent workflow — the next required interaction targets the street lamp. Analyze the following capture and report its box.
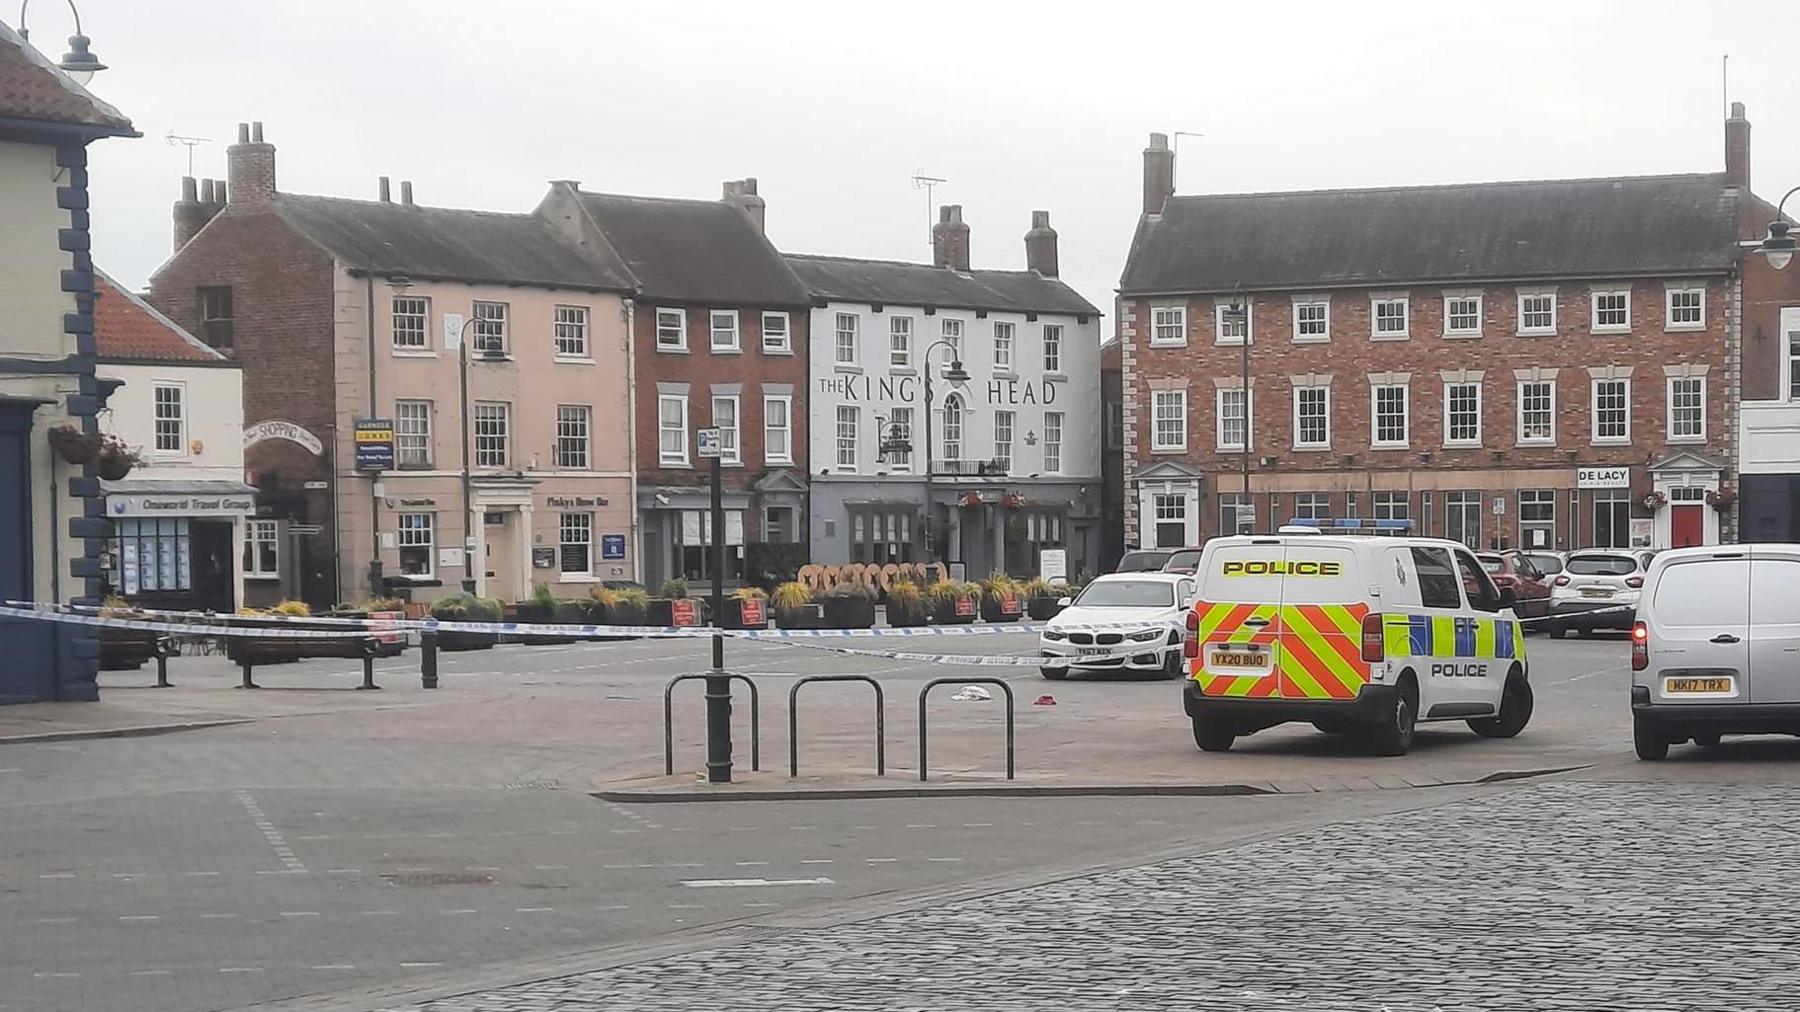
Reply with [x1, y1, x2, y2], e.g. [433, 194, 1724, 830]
[456, 315, 505, 594]
[1223, 292, 1252, 533]
[17, 0, 107, 86]
[1758, 186, 1800, 271]
[919, 339, 971, 565]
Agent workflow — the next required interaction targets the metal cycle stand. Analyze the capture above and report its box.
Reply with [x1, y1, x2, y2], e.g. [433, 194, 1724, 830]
[357, 637, 382, 690]
[664, 673, 760, 775]
[918, 677, 1015, 782]
[788, 675, 886, 778]
[152, 636, 173, 688]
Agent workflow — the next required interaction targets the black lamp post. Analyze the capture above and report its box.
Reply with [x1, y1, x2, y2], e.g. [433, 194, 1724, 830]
[456, 316, 505, 594]
[919, 339, 970, 565]
[1757, 186, 1800, 270]
[17, 0, 107, 86]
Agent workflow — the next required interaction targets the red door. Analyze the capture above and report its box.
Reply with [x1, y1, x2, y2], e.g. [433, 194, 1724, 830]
[1671, 504, 1704, 547]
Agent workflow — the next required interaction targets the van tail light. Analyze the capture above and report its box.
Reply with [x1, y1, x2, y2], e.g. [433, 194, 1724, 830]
[1361, 613, 1384, 663]
[1631, 621, 1648, 671]
[1625, 576, 1644, 589]
[1552, 575, 1571, 587]
[1183, 609, 1200, 659]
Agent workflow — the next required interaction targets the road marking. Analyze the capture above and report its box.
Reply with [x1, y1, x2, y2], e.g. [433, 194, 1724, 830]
[549, 828, 581, 836]
[743, 901, 779, 908]
[442, 909, 478, 915]
[788, 825, 817, 831]
[728, 826, 757, 832]
[680, 877, 835, 889]
[425, 832, 455, 838]
[533, 865, 569, 871]
[296, 834, 332, 841]
[394, 866, 432, 872]
[200, 913, 239, 920]
[595, 904, 631, 910]
[119, 915, 159, 922]
[1557, 663, 1628, 684]
[668, 903, 703, 909]
[279, 911, 320, 918]
[219, 967, 264, 974]
[113, 873, 146, 880]
[327, 868, 362, 875]
[235, 789, 307, 873]
[256, 870, 305, 876]
[466, 866, 501, 872]
[0, 769, 20, 774]
[904, 823, 937, 829]
[800, 858, 834, 865]
[865, 858, 899, 864]
[33, 972, 80, 979]
[312, 964, 356, 971]
[38, 873, 75, 879]
[734, 861, 770, 867]
[928, 857, 964, 863]
[36, 917, 76, 924]
[609, 829, 640, 835]
[128, 970, 173, 977]
[401, 962, 444, 968]
[514, 907, 554, 913]
[360, 910, 398, 917]
[185, 871, 221, 877]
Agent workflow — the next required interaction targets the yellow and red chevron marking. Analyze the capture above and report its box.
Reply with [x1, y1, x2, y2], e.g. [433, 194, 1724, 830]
[1189, 600, 1369, 700]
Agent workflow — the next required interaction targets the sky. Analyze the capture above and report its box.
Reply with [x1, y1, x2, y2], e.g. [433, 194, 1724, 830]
[42, 0, 1800, 326]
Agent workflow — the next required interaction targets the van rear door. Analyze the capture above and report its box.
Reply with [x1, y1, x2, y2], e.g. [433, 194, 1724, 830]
[1193, 540, 1287, 698]
[1271, 542, 1369, 701]
[1748, 548, 1800, 704]
[1645, 552, 1749, 705]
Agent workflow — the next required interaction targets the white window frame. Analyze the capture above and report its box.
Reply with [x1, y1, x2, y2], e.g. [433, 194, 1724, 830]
[151, 382, 186, 454]
[656, 308, 687, 351]
[1216, 387, 1251, 451]
[395, 399, 432, 467]
[1788, 309, 1800, 401]
[1373, 490, 1410, 522]
[711, 394, 741, 465]
[554, 305, 589, 358]
[397, 512, 435, 578]
[887, 405, 914, 473]
[763, 394, 793, 464]
[761, 311, 790, 353]
[710, 310, 740, 352]
[1150, 305, 1186, 347]
[1371, 384, 1410, 448]
[1371, 296, 1409, 340]
[392, 295, 430, 350]
[834, 312, 858, 365]
[941, 317, 963, 361]
[1295, 492, 1330, 521]
[1292, 385, 1330, 449]
[244, 518, 280, 579]
[1443, 381, 1482, 447]
[1667, 376, 1706, 443]
[1214, 302, 1251, 346]
[472, 300, 508, 355]
[658, 395, 689, 465]
[1043, 410, 1063, 474]
[889, 316, 913, 368]
[993, 409, 1015, 471]
[1444, 294, 1482, 337]
[1042, 324, 1063, 373]
[1591, 378, 1631, 445]
[473, 401, 510, 467]
[835, 405, 858, 471]
[1590, 289, 1630, 334]
[559, 512, 593, 576]
[555, 404, 591, 470]
[1292, 299, 1329, 343]
[1151, 389, 1187, 452]
[942, 394, 964, 462]
[1665, 288, 1705, 332]
[993, 321, 1015, 370]
[1517, 291, 1557, 336]
[1515, 380, 1555, 447]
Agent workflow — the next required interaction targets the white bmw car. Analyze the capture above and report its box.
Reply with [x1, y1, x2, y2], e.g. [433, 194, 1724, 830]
[1038, 572, 1197, 680]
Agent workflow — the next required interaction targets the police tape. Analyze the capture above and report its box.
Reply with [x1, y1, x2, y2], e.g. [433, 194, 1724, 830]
[0, 604, 380, 639]
[727, 637, 1147, 669]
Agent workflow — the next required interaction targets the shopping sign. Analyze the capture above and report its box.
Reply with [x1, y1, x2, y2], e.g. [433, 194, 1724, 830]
[671, 598, 699, 627]
[739, 596, 765, 626]
[354, 418, 395, 471]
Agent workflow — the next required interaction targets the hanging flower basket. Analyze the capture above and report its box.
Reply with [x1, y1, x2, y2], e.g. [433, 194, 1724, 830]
[1707, 487, 1738, 511]
[94, 436, 143, 481]
[47, 424, 103, 465]
[1000, 492, 1030, 510]
[958, 491, 986, 510]
[1641, 491, 1667, 511]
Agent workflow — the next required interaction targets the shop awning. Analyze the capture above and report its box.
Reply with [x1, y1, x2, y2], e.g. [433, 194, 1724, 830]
[103, 479, 258, 518]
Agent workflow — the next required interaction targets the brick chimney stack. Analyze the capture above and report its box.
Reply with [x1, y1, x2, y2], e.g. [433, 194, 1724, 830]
[1143, 132, 1174, 216]
[722, 178, 766, 232]
[932, 204, 971, 272]
[173, 176, 227, 251]
[226, 120, 276, 206]
[1024, 210, 1059, 277]
[1726, 101, 1751, 190]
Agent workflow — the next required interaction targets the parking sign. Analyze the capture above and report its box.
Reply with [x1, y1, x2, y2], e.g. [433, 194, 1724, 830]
[697, 428, 722, 459]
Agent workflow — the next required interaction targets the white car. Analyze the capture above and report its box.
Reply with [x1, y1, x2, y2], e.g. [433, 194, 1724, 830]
[1546, 549, 1648, 636]
[1039, 573, 1195, 680]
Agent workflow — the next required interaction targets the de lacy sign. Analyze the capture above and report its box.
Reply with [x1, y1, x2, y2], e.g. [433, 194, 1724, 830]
[1576, 467, 1631, 490]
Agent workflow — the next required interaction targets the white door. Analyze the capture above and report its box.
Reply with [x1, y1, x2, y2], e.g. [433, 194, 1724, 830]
[1451, 548, 1507, 713]
[1644, 553, 1750, 706]
[1749, 550, 1800, 704]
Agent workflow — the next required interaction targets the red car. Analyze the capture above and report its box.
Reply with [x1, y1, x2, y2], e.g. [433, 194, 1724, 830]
[1476, 551, 1552, 620]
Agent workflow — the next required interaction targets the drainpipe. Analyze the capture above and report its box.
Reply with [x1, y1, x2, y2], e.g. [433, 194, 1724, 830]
[365, 272, 383, 599]
[49, 472, 60, 602]
[624, 297, 641, 582]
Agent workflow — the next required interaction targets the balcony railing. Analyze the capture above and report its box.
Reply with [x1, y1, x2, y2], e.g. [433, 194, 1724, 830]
[932, 459, 1010, 477]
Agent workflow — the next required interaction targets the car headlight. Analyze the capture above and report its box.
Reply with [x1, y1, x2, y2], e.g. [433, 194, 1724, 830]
[1043, 629, 1067, 641]
[1128, 628, 1164, 642]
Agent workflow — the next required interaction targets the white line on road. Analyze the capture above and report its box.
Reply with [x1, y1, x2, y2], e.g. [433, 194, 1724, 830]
[734, 861, 770, 867]
[800, 859, 834, 865]
[312, 964, 356, 971]
[788, 825, 816, 831]
[199, 913, 239, 920]
[743, 901, 779, 908]
[595, 904, 631, 910]
[533, 865, 569, 870]
[1555, 663, 1628, 684]
[360, 910, 398, 917]
[401, 962, 444, 968]
[394, 866, 432, 872]
[668, 903, 703, 909]
[33, 972, 80, 979]
[0, 769, 19, 774]
[425, 832, 456, 838]
[219, 967, 264, 974]
[118, 915, 159, 921]
[327, 869, 362, 875]
[184, 871, 221, 877]
[128, 970, 173, 977]
[865, 858, 899, 864]
[928, 857, 964, 863]
[680, 877, 835, 889]
[466, 866, 500, 872]
[903, 823, 937, 829]
[296, 834, 332, 841]
[514, 907, 554, 913]
[37, 872, 74, 879]
[279, 911, 320, 918]
[255, 870, 305, 876]
[235, 789, 307, 873]
[36, 917, 75, 924]
[112, 873, 145, 880]
[609, 828, 640, 834]
[442, 909, 478, 915]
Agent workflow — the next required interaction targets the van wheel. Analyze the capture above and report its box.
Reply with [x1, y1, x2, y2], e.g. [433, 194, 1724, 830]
[1039, 666, 1067, 680]
[1633, 717, 1670, 761]
[1367, 677, 1417, 756]
[1192, 718, 1235, 752]
[1469, 671, 1533, 738]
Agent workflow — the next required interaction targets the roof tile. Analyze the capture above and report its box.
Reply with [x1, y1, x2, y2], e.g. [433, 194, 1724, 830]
[0, 20, 132, 133]
[93, 271, 227, 363]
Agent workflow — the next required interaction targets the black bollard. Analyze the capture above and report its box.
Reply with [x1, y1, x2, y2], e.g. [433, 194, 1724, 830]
[153, 638, 172, 688]
[358, 638, 381, 690]
[420, 628, 438, 689]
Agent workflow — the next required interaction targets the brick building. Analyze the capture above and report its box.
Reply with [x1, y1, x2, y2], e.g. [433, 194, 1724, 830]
[1118, 121, 1756, 554]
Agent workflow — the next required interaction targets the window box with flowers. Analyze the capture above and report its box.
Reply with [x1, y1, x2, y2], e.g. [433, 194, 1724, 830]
[1707, 487, 1738, 511]
[1641, 491, 1667, 511]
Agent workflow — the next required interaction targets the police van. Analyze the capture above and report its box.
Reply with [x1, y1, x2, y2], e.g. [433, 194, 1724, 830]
[1182, 534, 1533, 756]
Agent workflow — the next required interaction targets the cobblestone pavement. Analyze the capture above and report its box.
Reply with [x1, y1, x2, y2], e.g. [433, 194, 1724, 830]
[384, 780, 1800, 1012]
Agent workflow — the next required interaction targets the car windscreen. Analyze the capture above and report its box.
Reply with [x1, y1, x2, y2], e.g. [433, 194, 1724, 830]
[1074, 580, 1174, 608]
[1566, 555, 1637, 576]
[1116, 552, 1171, 573]
[1521, 553, 1562, 574]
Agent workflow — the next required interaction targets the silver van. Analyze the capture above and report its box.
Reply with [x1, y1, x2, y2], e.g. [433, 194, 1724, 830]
[1632, 545, 1800, 759]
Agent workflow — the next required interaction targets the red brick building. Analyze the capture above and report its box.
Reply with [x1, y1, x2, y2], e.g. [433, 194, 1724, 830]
[1118, 122, 1752, 554]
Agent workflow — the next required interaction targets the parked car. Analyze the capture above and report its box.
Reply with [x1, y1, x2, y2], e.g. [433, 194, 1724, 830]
[1161, 548, 1203, 575]
[1477, 551, 1552, 620]
[1545, 549, 1649, 637]
[1038, 572, 1195, 680]
[1631, 545, 1800, 759]
[1517, 550, 1565, 577]
[1114, 548, 1175, 573]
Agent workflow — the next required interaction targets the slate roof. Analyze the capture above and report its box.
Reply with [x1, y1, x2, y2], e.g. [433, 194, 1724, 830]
[572, 192, 810, 306]
[1120, 172, 1742, 296]
[271, 194, 633, 291]
[93, 271, 229, 364]
[0, 20, 133, 134]
[784, 254, 1100, 317]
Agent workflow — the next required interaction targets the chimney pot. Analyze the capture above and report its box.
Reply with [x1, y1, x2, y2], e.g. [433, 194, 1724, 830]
[236, 122, 249, 143]
[213, 180, 226, 204]
[181, 175, 198, 202]
[252, 121, 264, 142]
[378, 176, 391, 202]
[931, 203, 971, 272]
[400, 180, 413, 205]
[174, 175, 222, 252]
[1024, 209, 1059, 277]
[200, 178, 214, 203]
[1143, 132, 1175, 216]
[1726, 102, 1751, 190]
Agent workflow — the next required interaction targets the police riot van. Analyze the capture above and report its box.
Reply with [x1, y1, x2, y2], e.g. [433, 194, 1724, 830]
[1182, 534, 1533, 756]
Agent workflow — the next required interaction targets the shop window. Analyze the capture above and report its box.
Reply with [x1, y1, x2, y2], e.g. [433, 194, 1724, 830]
[398, 513, 434, 576]
[851, 509, 914, 564]
[1593, 491, 1630, 548]
[675, 510, 745, 582]
[244, 519, 279, 578]
[559, 513, 592, 575]
[114, 518, 191, 594]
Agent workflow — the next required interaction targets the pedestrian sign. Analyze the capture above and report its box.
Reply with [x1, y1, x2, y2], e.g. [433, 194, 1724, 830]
[697, 428, 723, 459]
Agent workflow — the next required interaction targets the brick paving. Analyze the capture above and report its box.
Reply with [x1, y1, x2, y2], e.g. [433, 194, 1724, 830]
[386, 781, 1800, 1011]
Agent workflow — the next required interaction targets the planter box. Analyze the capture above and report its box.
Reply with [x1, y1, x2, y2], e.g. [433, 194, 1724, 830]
[821, 596, 877, 629]
[930, 596, 979, 625]
[980, 595, 1025, 624]
[505, 603, 577, 645]
[99, 627, 160, 670]
[718, 597, 768, 630]
[885, 602, 931, 628]
[226, 616, 396, 664]
[775, 604, 825, 630]
[1026, 596, 1065, 621]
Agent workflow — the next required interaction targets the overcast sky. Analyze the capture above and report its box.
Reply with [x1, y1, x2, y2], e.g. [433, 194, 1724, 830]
[52, 0, 1800, 325]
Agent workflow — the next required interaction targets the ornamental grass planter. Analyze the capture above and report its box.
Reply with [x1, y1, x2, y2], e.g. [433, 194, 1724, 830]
[930, 594, 979, 625]
[717, 597, 768, 630]
[775, 603, 825, 630]
[820, 595, 877, 629]
[1026, 595, 1065, 621]
[979, 594, 1025, 624]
